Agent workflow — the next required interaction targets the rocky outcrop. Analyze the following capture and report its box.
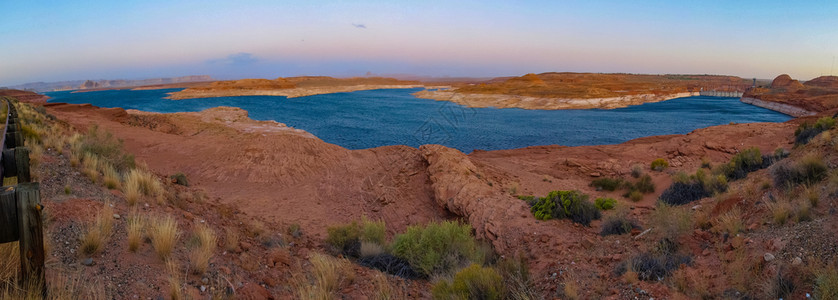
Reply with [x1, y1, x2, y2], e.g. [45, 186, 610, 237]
[414, 90, 700, 110]
[740, 97, 815, 117]
[771, 74, 804, 90]
[742, 74, 838, 113]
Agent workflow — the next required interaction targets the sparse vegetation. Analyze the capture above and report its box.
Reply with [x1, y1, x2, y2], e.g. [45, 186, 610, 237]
[590, 177, 625, 191]
[124, 168, 163, 205]
[650, 158, 669, 171]
[814, 263, 838, 300]
[391, 221, 482, 276]
[189, 223, 217, 275]
[79, 125, 136, 171]
[127, 213, 144, 252]
[600, 211, 639, 236]
[432, 264, 505, 300]
[631, 164, 644, 178]
[326, 217, 387, 257]
[650, 203, 692, 240]
[715, 207, 743, 235]
[772, 154, 827, 188]
[150, 215, 179, 260]
[102, 162, 120, 190]
[527, 190, 600, 225]
[617, 239, 691, 282]
[80, 204, 114, 256]
[594, 197, 616, 210]
[170, 173, 189, 186]
[294, 253, 355, 300]
[795, 116, 836, 145]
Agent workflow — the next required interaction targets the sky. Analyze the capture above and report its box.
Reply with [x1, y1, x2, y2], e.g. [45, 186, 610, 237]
[1, 0, 837, 86]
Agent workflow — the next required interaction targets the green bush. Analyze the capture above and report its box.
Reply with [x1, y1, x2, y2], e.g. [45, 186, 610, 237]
[714, 147, 764, 180]
[391, 221, 482, 276]
[595, 197, 616, 210]
[650, 158, 669, 171]
[590, 178, 625, 191]
[81, 125, 135, 171]
[796, 117, 835, 145]
[530, 191, 601, 226]
[816, 116, 836, 130]
[659, 169, 727, 205]
[432, 264, 505, 300]
[517, 195, 537, 206]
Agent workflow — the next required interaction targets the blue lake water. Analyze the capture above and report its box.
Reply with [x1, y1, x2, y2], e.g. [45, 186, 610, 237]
[45, 88, 791, 152]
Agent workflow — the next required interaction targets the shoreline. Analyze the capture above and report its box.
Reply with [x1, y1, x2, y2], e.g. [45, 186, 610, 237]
[412, 90, 701, 110]
[739, 97, 815, 117]
[165, 84, 424, 100]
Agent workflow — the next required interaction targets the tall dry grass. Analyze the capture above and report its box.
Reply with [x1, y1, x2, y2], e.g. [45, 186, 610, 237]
[189, 224, 217, 275]
[123, 169, 163, 205]
[150, 215, 179, 260]
[294, 253, 355, 300]
[127, 211, 145, 252]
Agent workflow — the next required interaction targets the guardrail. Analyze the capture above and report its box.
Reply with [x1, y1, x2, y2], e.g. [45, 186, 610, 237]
[0, 97, 46, 298]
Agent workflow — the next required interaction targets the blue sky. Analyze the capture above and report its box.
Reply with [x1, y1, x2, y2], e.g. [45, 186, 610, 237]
[1, 0, 837, 86]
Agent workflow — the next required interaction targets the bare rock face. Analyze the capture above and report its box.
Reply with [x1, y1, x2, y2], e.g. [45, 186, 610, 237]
[770, 74, 804, 90]
[805, 75, 838, 88]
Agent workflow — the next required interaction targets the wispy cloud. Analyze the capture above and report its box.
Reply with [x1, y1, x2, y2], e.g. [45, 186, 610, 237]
[352, 23, 367, 29]
[207, 52, 259, 66]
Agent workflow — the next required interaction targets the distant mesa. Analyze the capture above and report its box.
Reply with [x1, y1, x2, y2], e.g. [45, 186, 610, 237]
[167, 76, 423, 100]
[804, 75, 838, 88]
[77, 75, 213, 90]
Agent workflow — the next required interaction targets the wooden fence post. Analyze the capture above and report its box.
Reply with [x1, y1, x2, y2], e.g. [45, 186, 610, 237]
[0, 187, 18, 243]
[16, 182, 45, 297]
[14, 147, 30, 183]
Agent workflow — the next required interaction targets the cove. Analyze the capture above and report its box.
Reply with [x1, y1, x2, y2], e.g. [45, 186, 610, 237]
[45, 88, 792, 152]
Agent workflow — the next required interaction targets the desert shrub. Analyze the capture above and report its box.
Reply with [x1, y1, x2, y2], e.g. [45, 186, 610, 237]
[432, 264, 505, 300]
[650, 158, 669, 172]
[591, 178, 625, 191]
[659, 169, 727, 205]
[635, 174, 655, 193]
[594, 197, 616, 210]
[766, 199, 792, 225]
[170, 173, 189, 186]
[814, 264, 838, 300]
[517, 195, 537, 206]
[496, 255, 537, 300]
[772, 154, 828, 188]
[631, 164, 644, 178]
[326, 218, 387, 257]
[360, 241, 385, 258]
[715, 147, 764, 180]
[600, 213, 639, 236]
[627, 190, 643, 202]
[762, 266, 796, 299]
[617, 251, 691, 282]
[80, 125, 135, 171]
[659, 181, 708, 205]
[651, 203, 692, 240]
[391, 221, 482, 276]
[530, 190, 600, 226]
[359, 254, 421, 279]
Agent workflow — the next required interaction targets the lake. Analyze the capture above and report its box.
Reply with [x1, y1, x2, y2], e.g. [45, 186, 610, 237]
[45, 88, 792, 152]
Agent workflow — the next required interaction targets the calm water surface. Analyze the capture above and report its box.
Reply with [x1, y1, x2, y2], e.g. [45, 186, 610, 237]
[45, 88, 791, 152]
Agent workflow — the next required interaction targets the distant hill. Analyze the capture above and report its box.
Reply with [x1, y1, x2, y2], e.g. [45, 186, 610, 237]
[6, 75, 213, 92]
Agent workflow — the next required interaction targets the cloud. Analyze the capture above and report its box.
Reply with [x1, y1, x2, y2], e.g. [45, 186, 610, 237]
[207, 52, 259, 66]
[352, 23, 367, 29]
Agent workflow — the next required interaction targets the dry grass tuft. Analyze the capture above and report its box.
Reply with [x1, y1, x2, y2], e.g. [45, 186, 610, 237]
[189, 224, 218, 275]
[766, 199, 792, 225]
[166, 260, 183, 300]
[80, 204, 114, 256]
[150, 215, 179, 260]
[0, 243, 19, 281]
[123, 169, 163, 205]
[716, 207, 743, 235]
[360, 241, 385, 258]
[101, 162, 121, 190]
[294, 252, 355, 300]
[224, 228, 239, 252]
[127, 212, 145, 252]
[82, 153, 100, 182]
